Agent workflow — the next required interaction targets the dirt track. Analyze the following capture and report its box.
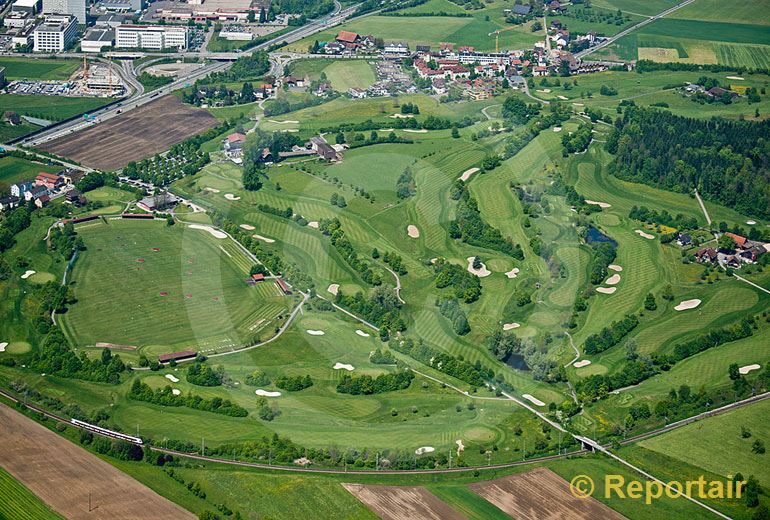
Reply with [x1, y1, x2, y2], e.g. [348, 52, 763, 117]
[0, 403, 195, 520]
[469, 467, 626, 520]
[343, 483, 466, 520]
[40, 95, 218, 171]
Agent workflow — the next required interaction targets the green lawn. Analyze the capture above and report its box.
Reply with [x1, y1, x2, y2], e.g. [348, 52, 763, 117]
[58, 218, 291, 353]
[0, 156, 61, 188]
[323, 60, 377, 92]
[0, 57, 80, 80]
[0, 94, 112, 122]
[0, 468, 64, 520]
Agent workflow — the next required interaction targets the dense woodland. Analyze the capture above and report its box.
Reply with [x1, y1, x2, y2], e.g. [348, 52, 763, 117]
[606, 107, 770, 218]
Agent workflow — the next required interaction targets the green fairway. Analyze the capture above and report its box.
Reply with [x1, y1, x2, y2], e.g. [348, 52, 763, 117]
[0, 57, 80, 80]
[59, 218, 291, 353]
[0, 468, 64, 520]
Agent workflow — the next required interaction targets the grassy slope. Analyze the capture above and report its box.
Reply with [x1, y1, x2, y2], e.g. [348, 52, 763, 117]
[0, 156, 61, 187]
[0, 468, 64, 520]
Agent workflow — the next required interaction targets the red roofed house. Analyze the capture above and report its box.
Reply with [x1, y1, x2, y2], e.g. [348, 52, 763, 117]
[336, 31, 360, 44]
[251, 273, 265, 282]
[275, 277, 292, 295]
[35, 172, 62, 190]
[725, 232, 747, 249]
[223, 132, 247, 154]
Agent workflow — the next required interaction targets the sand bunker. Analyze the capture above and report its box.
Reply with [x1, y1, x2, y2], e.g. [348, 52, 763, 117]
[333, 362, 355, 371]
[726, 76, 744, 80]
[608, 264, 623, 272]
[253, 234, 276, 243]
[537, 88, 551, 93]
[403, 129, 428, 133]
[596, 287, 617, 294]
[505, 268, 520, 279]
[503, 323, 520, 331]
[327, 283, 339, 295]
[747, 220, 757, 225]
[674, 299, 701, 311]
[355, 329, 370, 337]
[171, 389, 181, 396]
[553, 127, 562, 132]
[390, 113, 414, 119]
[224, 193, 241, 201]
[460, 167, 480, 182]
[20, 270, 36, 279]
[605, 274, 621, 285]
[256, 389, 282, 397]
[239, 224, 255, 231]
[430, 258, 438, 264]
[268, 119, 299, 124]
[635, 229, 655, 240]
[456, 439, 465, 455]
[407, 225, 420, 238]
[165, 374, 179, 383]
[415, 446, 435, 455]
[573, 102, 584, 106]
[557, 95, 568, 100]
[585, 200, 611, 209]
[522, 394, 545, 407]
[739, 364, 761, 375]
[0, 342, 7, 352]
[188, 224, 227, 239]
[467, 257, 491, 277]
[203, 187, 220, 193]
[307, 221, 319, 229]
[574, 359, 592, 368]
[306, 330, 325, 336]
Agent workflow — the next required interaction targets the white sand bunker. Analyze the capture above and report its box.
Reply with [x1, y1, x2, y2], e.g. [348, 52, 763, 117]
[596, 287, 617, 294]
[574, 359, 592, 368]
[224, 193, 241, 201]
[390, 113, 413, 119]
[333, 362, 355, 371]
[327, 283, 339, 295]
[253, 234, 276, 243]
[268, 119, 299, 124]
[239, 224, 255, 231]
[608, 264, 623, 272]
[256, 389, 282, 397]
[21, 270, 36, 279]
[747, 220, 757, 225]
[189, 224, 227, 239]
[307, 221, 319, 229]
[605, 274, 621, 285]
[0, 342, 7, 352]
[172, 388, 181, 396]
[467, 257, 491, 277]
[585, 200, 611, 209]
[523, 394, 545, 407]
[635, 229, 655, 240]
[355, 329, 370, 337]
[726, 76, 744, 80]
[415, 446, 435, 455]
[403, 129, 428, 133]
[165, 374, 180, 383]
[553, 126, 562, 132]
[674, 299, 701, 311]
[739, 364, 761, 375]
[460, 167, 479, 182]
[430, 258, 438, 264]
[573, 102, 584, 106]
[203, 187, 220, 193]
[456, 439, 465, 454]
[537, 88, 551, 93]
[306, 330, 325, 336]
[503, 323, 520, 331]
[505, 268, 520, 279]
[557, 95, 568, 100]
[407, 225, 420, 238]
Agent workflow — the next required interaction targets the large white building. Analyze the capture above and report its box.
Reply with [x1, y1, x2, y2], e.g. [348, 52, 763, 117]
[42, 0, 85, 24]
[33, 14, 77, 52]
[115, 24, 188, 50]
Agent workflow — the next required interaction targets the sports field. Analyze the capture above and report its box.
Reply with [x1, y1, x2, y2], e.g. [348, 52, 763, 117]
[0, 57, 80, 80]
[59, 218, 290, 354]
[323, 60, 377, 92]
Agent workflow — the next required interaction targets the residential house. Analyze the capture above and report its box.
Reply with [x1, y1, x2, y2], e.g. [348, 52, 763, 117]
[676, 233, 692, 247]
[34, 194, 50, 208]
[0, 196, 21, 211]
[707, 86, 739, 99]
[335, 30, 360, 45]
[34, 172, 62, 190]
[348, 87, 367, 98]
[65, 188, 87, 206]
[10, 181, 33, 199]
[694, 247, 717, 263]
[284, 76, 305, 88]
[725, 232, 747, 249]
[223, 132, 247, 155]
[383, 42, 410, 58]
[323, 41, 345, 54]
[26, 185, 48, 202]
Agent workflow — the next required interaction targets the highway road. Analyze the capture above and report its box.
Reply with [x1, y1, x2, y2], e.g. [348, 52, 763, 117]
[576, 0, 698, 59]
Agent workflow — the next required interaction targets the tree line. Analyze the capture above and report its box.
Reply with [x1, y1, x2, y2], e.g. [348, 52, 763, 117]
[129, 379, 248, 417]
[336, 371, 414, 395]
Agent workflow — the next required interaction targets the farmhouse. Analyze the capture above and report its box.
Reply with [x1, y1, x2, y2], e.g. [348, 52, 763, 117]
[65, 188, 87, 206]
[316, 142, 339, 161]
[158, 349, 198, 364]
[35, 172, 63, 190]
[223, 132, 247, 157]
[251, 273, 265, 282]
[725, 232, 747, 248]
[336, 30, 359, 44]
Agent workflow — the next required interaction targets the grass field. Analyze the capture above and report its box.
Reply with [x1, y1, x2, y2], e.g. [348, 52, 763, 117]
[323, 60, 377, 92]
[0, 468, 64, 520]
[59, 218, 290, 354]
[0, 156, 61, 188]
[0, 94, 112, 123]
[0, 57, 80, 80]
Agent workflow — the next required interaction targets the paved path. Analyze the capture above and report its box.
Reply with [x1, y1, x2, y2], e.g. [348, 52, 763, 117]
[694, 189, 712, 226]
[733, 273, 770, 296]
[563, 332, 579, 368]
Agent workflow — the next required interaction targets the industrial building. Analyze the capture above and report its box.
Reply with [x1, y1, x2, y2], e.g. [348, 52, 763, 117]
[219, 25, 253, 41]
[42, 0, 86, 23]
[11, 0, 40, 15]
[81, 27, 115, 52]
[33, 14, 77, 52]
[115, 24, 188, 50]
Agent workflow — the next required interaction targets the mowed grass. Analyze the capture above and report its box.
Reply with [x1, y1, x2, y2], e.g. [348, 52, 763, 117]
[0, 156, 61, 187]
[59, 218, 290, 352]
[0, 468, 64, 520]
[0, 94, 112, 122]
[0, 57, 80, 80]
[668, 0, 770, 25]
[591, 0, 678, 16]
[323, 60, 377, 92]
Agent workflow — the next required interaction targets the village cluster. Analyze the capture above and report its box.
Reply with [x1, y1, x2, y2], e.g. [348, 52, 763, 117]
[0, 169, 87, 211]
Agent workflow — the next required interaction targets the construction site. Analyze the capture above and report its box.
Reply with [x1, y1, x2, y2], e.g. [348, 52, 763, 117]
[2, 57, 126, 98]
